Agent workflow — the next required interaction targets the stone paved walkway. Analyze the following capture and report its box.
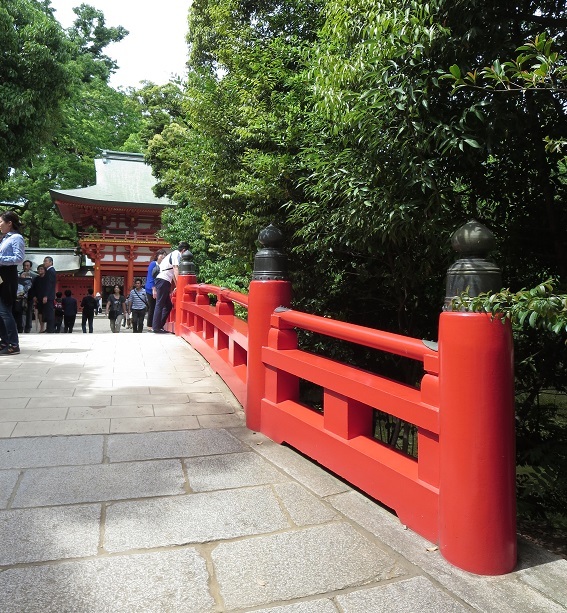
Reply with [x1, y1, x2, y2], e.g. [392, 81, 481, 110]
[0, 318, 566, 612]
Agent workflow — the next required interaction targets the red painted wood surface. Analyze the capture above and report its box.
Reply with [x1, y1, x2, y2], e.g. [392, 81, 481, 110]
[170, 275, 517, 575]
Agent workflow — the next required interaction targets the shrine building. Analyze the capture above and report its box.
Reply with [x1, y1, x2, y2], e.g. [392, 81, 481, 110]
[50, 151, 172, 301]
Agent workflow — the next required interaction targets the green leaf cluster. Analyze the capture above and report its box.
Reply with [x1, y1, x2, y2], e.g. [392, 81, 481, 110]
[0, 2, 144, 247]
[451, 279, 567, 336]
[0, 0, 73, 177]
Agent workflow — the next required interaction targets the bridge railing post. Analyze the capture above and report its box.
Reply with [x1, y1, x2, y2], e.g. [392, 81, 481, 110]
[438, 221, 516, 575]
[174, 250, 197, 335]
[246, 224, 292, 431]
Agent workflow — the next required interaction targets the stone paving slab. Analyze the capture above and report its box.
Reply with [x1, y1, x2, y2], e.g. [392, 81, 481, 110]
[328, 489, 567, 613]
[109, 415, 201, 433]
[104, 486, 290, 552]
[230, 427, 351, 497]
[11, 418, 110, 437]
[12, 459, 186, 507]
[335, 576, 472, 612]
[185, 451, 291, 491]
[106, 429, 246, 462]
[198, 413, 245, 428]
[0, 435, 103, 468]
[74, 386, 151, 396]
[273, 482, 340, 527]
[0, 548, 216, 613]
[0, 469, 19, 508]
[26, 395, 112, 408]
[67, 404, 155, 419]
[0, 397, 30, 409]
[255, 602, 338, 613]
[518, 559, 567, 608]
[0, 423, 15, 437]
[212, 522, 407, 610]
[154, 401, 235, 416]
[111, 393, 193, 405]
[0, 386, 76, 397]
[0, 504, 100, 564]
[0, 407, 68, 422]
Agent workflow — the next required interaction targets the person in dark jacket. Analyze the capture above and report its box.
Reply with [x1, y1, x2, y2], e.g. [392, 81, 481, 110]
[28, 264, 46, 332]
[54, 291, 64, 333]
[42, 256, 56, 333]
[19, 259, 36, 333]
[61, 289, 78, 333]
[80, 288, 98, 333]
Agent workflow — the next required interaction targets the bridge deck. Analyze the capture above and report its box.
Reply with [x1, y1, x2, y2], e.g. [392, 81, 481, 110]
[0, 318, 565, 612]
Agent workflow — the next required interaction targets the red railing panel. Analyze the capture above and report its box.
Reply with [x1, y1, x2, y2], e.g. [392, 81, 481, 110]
[170, 274, 516, 574]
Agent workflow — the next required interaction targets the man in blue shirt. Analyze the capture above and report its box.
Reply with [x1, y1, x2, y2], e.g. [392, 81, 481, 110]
[145, 249, 166, 331]
[0, 211, 25, 355]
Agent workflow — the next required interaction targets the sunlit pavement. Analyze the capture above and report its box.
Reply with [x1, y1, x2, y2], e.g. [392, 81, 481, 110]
[0, 317, 565, 612]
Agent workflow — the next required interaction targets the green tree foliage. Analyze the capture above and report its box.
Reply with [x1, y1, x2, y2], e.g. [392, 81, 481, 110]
[66, 2, 128, 82]
[160, 205, 250, 290]
[140, 0, 567, 532]
[146, 0, 325, 266]
[0, 0, 72, 178]
[0, 3, 143, 247]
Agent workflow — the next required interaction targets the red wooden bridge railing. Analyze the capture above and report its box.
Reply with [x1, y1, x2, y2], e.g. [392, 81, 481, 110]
[166, 223, 516, 576]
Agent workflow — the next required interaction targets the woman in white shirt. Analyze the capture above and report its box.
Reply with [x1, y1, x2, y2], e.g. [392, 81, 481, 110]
[0, 211, 25, 355]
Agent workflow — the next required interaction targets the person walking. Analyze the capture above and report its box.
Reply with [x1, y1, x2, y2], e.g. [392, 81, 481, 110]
[106, 285, 127, 333]
[53, 292, 64, 333]
[42, 256, 56, 333]
[28, 264, 46, 332]
[61, 289, 78, 332]
[145, 249, 166, 331]
[0, 211, 25, 355]
[80, 288, 98, 333]
[127, 278, 148, 333]
[19, 259, 36, 333]
[152, 242, 190, 333]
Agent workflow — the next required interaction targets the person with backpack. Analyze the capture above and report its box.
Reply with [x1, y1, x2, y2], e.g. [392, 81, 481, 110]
[152, 242, 190, 333]
[53, 292, 64, 333]
[145, 249, 166, 331]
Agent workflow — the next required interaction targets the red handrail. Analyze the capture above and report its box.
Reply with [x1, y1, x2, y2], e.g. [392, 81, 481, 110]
[272, 308, 433, 362]
[187, 284, 249, 308]
[171, 273, 517, 575]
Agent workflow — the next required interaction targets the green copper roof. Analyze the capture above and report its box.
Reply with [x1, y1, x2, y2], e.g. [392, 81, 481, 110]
[51, 151, 173, 208]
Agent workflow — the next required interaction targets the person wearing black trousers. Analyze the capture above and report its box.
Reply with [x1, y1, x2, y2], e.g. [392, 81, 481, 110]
[61, 289, 78, 333]
[80, 288, 98, 333]
[42, 256, 56, 333]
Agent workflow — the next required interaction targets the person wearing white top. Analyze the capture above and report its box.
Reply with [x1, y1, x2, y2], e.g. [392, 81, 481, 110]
[152, 242, 190, 333]
[0, 211, 25, 354]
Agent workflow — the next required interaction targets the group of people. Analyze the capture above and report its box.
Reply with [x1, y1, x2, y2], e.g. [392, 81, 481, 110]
[14, 258, 58, 334]
[104, 240, 190, 334]
[0, 209, 191, 354]
[0, 214, 58, 352]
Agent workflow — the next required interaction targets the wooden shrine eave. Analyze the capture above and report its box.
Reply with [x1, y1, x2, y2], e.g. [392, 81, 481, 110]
[52, 195, 168, 224]
[79, 232, 169, 246]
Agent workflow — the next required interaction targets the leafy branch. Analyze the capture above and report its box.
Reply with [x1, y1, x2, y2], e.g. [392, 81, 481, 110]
[451, 280, 567, 336]
[443, 33, 567, 94]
